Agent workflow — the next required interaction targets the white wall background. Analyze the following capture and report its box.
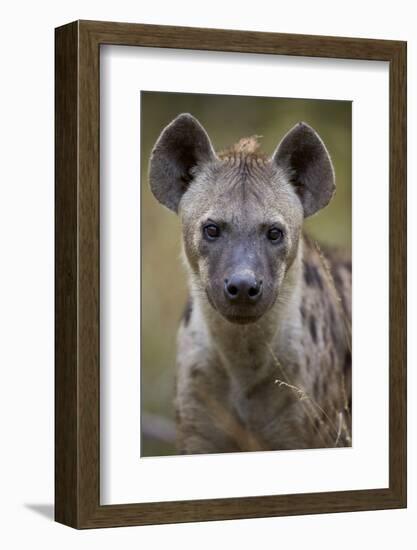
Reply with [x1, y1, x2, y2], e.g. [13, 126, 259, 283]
[0, 1, 414, 547]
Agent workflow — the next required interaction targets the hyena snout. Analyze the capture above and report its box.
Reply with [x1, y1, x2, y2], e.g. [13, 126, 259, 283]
[224, 272, 263, 304]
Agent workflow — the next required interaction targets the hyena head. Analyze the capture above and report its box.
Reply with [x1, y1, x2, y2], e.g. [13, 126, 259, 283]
[149, 113, 335, 325]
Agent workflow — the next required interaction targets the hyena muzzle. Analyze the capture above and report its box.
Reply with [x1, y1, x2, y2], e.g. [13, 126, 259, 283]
[149, 113, 352, 454]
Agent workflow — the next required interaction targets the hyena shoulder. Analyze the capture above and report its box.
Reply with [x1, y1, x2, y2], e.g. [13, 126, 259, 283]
[297, 236, 352, 434]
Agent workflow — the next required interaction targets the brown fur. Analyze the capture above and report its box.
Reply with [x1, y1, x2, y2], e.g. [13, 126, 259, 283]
[218, 135, 267, 160]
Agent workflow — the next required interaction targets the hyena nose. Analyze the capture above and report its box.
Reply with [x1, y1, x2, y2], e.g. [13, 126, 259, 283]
[224, 273, 263, 304]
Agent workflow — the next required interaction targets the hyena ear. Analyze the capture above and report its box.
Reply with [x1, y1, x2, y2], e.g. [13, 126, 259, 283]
[272, 122, 335, 217]
[149, 113, 217, 213]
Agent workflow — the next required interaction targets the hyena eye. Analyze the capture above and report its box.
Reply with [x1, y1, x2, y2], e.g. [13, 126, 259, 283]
[203, 223, 220, 240]
[267, 227, 284, 243]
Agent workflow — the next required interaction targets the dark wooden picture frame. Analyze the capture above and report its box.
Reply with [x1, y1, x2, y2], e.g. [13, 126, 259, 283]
[55, 20, 407, 529]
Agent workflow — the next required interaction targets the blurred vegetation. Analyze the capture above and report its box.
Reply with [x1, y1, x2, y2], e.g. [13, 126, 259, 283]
[141, 91, 351, 457]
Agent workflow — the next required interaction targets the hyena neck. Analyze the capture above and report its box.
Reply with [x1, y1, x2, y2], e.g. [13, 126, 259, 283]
[191, 245, 304, 391]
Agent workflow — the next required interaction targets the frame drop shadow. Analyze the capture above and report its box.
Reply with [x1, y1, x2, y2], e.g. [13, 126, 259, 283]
[25, 503, 54, 521]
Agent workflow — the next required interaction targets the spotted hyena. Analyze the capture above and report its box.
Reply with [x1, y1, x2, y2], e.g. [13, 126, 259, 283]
[149, 113, 351, 454]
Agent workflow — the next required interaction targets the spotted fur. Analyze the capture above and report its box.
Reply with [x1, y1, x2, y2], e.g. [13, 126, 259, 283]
[149, 114, 351, 454]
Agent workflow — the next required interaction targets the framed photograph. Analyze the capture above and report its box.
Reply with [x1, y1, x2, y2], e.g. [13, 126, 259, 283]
[55, 20, 406, 528]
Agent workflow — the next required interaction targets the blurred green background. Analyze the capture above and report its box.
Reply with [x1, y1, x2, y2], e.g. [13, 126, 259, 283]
[140, 91, 352, 457]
